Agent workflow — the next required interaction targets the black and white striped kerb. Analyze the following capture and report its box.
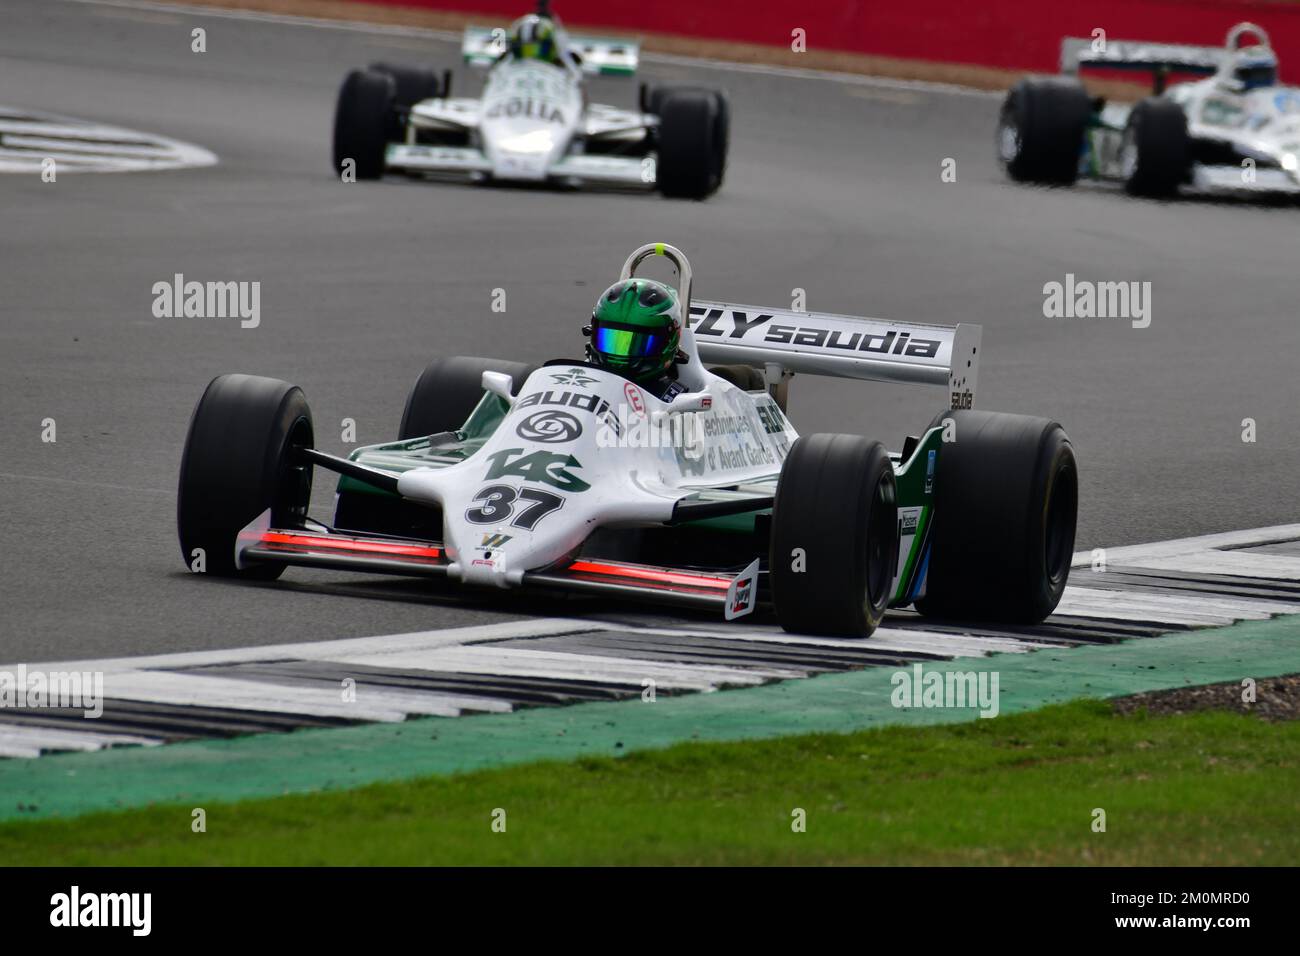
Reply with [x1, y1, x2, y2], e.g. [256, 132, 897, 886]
[1, 525, 1298, 758]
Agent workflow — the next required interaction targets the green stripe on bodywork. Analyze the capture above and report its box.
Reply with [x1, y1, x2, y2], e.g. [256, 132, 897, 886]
[336, 392, 507, 496]
[893, 505, 931, 603]
[892, 426, 943, 504]
[679, 509, 769, 534]
[889, 425, 944, 604]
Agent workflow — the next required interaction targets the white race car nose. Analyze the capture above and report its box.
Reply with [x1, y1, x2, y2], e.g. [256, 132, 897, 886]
[496, 129, 555, 154]
[490, 151, 550, 180]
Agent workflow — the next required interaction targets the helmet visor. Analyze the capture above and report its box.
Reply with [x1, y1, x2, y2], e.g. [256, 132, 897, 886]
[1236, 64, 1276, 89]
[592, 323, 669, 362]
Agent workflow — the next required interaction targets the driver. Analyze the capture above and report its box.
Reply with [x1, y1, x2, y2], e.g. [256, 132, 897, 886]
[585, 278, 687, 402]
[1217, 40, 1278, 94]
[506, 14, 566, 68]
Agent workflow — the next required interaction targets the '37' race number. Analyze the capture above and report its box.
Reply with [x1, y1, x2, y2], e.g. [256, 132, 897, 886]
[465, 484, 564, 530]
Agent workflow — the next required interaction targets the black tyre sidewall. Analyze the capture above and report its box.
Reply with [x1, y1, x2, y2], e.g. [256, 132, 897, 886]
[399, 356, 537, 441]
[177, 374, 314, 578]
[1123, 98, 1189, 197]
[333, 69, 393, 179]
[657, 90, 721, 199]
[915, 409, 1078, 622]
[999, 78, 1091, 185]
[769, 434, 898, 636]
[653, 87, 729, 185]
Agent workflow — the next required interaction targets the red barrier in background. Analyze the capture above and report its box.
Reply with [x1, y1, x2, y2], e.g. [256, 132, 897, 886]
[359, 0, 1300, 81]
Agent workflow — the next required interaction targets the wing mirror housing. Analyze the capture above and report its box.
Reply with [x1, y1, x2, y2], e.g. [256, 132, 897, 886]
[482, 370, 516, 405]
[672, 391, 714, 413]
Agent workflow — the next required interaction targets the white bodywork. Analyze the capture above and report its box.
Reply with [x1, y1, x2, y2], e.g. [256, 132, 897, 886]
[1084, 81, 1300, 194]
[1064, 23, 1300, 194]
[240, 244, 982, 617]
[387, 242, 980, 591]
[397, 362, 795, 588]
[1169, 81, 1300, 193]
[385, 28, 653, 187]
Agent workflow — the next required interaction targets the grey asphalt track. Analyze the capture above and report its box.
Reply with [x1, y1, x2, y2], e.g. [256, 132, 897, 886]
[2, 0, 1297, 661]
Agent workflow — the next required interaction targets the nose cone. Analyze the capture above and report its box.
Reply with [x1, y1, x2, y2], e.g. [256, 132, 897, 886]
[483, 101, 570, 180]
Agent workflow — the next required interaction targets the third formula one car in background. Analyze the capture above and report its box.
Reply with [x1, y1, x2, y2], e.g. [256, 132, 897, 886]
[331, 3, 728, 198]
[999, 22, 1300, 197]
[177, 243, 1078, 638]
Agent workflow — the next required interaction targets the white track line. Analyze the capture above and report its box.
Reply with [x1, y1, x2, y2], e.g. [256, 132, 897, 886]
[1128, 552, 1300, 581]
[0, 120, 160, 143]
[326, 646, 798, 690]
[101, 672, 417, 721]
[1072, 524, 1300, 567]
[2, 137, 182, 158]
[1064, 585, 1296, 619]
[0, 107, 217, 174]
[1052, 604, 1236, 629]
[0, 725, 159, 759]
[4, 617, 596, 674]
[617, 623, 1050, 656]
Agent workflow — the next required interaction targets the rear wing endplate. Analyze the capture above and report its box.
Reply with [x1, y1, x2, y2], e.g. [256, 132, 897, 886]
[688, 300, 981, 411]
[462, 26, 639, 75]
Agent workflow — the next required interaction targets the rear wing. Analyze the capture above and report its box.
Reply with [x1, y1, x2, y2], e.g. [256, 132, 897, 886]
[1060, 36, 1222, 92]
[461, 26, 639, 75]
[688, 301, 981, 411]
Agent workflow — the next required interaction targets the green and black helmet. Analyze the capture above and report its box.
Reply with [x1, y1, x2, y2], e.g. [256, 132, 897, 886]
[508, 14, 560, 64]
[587, 278, 682, 382]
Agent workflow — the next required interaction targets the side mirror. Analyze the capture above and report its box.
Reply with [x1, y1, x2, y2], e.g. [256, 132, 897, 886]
[482, 371, 516, 405]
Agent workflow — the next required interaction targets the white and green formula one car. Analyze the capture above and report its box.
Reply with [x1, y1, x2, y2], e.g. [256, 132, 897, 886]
[177, 243, 1077, 638]
[331, 3, 728, 198]
[1000, 22, 1300, 197]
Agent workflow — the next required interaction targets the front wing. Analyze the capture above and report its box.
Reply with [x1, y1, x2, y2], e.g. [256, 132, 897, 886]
[236, 517, 760, 618]
[1189, 163, 1300, 194]
[384, 143, 653, 187]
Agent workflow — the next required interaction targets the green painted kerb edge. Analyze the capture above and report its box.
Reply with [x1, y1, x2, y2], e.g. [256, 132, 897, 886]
[0, 615, 1296, 822]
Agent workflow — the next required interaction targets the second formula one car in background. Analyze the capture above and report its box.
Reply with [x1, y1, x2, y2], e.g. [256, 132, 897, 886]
[331, 3, 728, 198]
[999, 22, 1300, 197]
[177, 242, 1078, 638]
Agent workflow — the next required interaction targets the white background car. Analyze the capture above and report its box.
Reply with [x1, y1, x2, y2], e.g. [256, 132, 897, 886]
[331, 18, 729, 198]
[1000, 22, 1300, 197]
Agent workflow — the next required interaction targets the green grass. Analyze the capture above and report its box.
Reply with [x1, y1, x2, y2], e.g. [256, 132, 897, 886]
[3, 700, 1297, 865]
